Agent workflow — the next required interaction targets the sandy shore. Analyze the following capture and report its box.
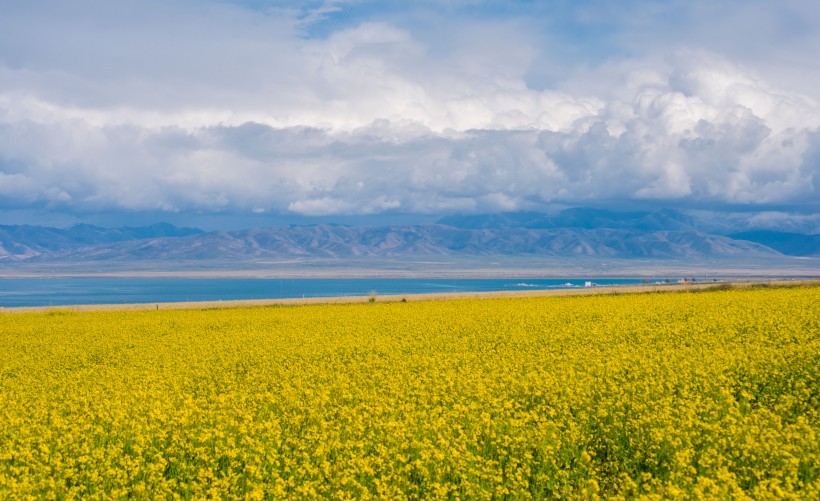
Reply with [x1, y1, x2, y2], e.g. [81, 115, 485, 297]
[3, 279, 817, 314]
[3, 266, 820, 280]
[3, 255, 820, 280]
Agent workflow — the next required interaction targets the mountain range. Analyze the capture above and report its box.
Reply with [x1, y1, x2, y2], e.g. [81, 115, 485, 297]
[1, 209, 818, 263]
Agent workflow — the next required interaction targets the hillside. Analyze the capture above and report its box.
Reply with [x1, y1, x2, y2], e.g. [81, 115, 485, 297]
[2, 209, 818, 263]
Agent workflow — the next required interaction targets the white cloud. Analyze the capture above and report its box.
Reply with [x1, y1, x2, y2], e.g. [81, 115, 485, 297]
[0, 1, 819, 221]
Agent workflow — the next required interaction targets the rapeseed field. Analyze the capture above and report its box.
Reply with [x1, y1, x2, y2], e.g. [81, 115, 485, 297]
[1, 286, 818, 499]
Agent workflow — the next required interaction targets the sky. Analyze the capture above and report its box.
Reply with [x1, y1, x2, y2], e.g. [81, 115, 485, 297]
[1, 0, 819, 230]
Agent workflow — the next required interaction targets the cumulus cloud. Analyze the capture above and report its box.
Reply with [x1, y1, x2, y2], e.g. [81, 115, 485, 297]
[0, 0, 819, 222]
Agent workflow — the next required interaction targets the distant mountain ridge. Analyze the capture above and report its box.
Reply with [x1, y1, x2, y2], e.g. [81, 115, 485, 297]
[20, 225, 775, 260]
[438, 208, 698, 231]
[436, 208, 819, 256]
[0, 223, 203, 261]
[1, 209, 818, 262]
[729, 231, 820, 257]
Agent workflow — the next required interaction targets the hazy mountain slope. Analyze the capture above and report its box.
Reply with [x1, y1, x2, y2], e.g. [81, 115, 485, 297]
[7, 225, 779, 261]
[0, 223, 204, 261]
[3, 210, 815, 263]
[437, 208, 698, 231]
[729, 231, 820, 256]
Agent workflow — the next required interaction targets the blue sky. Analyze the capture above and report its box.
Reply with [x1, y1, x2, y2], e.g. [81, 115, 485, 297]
[1, 0, 819, 229]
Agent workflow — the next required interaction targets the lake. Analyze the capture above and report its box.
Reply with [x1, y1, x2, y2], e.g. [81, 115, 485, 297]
[0, 277, 648, 307]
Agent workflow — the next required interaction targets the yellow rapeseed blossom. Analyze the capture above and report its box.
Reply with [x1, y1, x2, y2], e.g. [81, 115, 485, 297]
[0, 285, 818, 498]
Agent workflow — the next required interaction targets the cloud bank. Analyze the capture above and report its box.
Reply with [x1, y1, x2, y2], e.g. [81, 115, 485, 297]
[1, 0, 819, 223]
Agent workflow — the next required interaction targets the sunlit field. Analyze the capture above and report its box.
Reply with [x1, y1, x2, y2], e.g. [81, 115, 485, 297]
[1, 286, 818, 499]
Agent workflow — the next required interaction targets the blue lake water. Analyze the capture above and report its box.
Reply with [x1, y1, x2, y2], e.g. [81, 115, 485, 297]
[0, 277, 647, 307]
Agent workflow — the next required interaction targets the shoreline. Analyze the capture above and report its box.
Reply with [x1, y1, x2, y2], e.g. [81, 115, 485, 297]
[3, 256, 820, 280]
[3, 279, 818, 314]
[2, 268, 818, 280]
